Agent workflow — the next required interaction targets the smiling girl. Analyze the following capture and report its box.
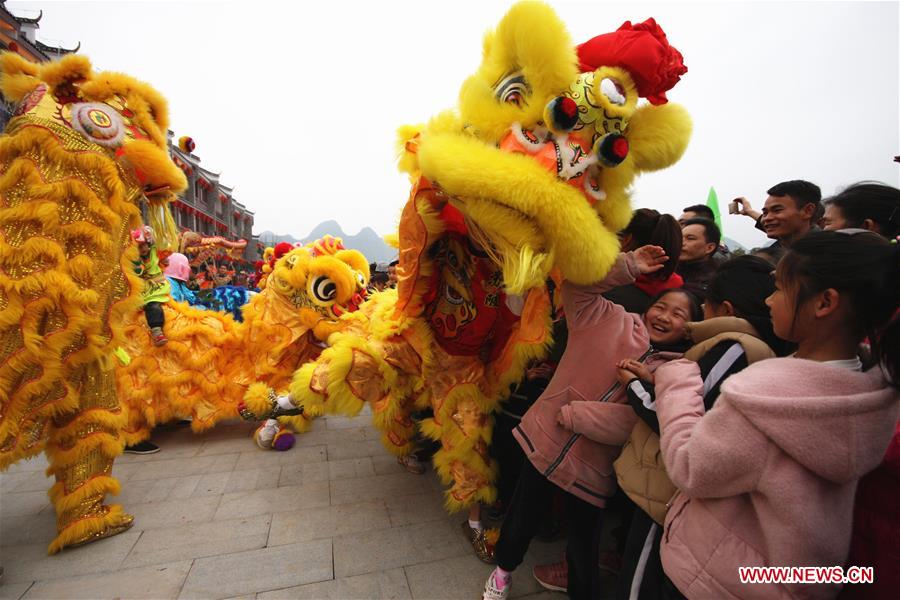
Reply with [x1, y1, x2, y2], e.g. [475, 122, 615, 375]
[483, 245, 701, 600]
[652, 230, 899, 599]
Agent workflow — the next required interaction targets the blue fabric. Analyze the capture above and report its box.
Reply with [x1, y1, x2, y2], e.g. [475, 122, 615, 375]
[167, 277, 202, 307]
[197, 285, 251, 321]
[214, 286, 251, 321]
[167, 279, 251, 321]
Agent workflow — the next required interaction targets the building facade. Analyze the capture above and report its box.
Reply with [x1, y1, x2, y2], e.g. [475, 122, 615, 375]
[167, 135, 258, 261]
[0, 3, 79, 61]
[0, 2, 79, 128]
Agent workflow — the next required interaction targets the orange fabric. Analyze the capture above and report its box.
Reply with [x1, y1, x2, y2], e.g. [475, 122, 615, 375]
[395, 179, 436, 317]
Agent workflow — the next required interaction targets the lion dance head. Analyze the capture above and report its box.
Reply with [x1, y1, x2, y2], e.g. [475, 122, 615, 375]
[398, 1, 692, 292]
[264, 235, 370, 341]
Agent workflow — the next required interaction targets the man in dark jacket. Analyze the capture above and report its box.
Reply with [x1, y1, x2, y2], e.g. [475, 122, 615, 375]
[735, 179, 821, 257]
[675, 218, 719, 298]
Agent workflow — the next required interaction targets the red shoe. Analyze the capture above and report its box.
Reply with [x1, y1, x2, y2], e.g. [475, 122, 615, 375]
[532, 559, 567, 593]
[150, 327, 168, 346]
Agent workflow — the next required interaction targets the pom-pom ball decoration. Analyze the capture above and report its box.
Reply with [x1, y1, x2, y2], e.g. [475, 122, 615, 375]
[544, 96, 579, 133]
[178, 135, 196, 153]
[595, 132, 629, 167]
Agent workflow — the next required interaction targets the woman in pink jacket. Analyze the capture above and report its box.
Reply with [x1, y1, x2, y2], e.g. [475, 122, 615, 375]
[653, 230, 900, 599]
[483, 245, 701, 600]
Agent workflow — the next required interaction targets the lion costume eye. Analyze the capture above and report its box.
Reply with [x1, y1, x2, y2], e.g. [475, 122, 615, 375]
[495, 72, 530, 107]
[356, 272, 367, 288]
[309, 275, 337, 303]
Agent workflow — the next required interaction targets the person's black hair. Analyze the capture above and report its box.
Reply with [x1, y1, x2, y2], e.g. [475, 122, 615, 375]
[767, 180, 821, 211]
[682, 217, 721, 248]
[778, 230, 900, 386]
[682, 204, 715, 220]
[389, 259, 400, 267]
[750, 246, 782, 265]
[620, 209, 682, 279]
[823, 182, 900, 239]
[644, 288, 703, 352]
[812, 201, 825, 226]
[706, 255, 789, 355]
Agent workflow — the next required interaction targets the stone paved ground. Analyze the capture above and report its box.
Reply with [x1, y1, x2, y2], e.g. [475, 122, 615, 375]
[0, 409, 579, 599]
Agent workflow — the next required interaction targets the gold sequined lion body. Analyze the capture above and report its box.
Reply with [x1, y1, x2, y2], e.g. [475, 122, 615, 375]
[241, 1, 692, 511]
[0, 53, 188, 553]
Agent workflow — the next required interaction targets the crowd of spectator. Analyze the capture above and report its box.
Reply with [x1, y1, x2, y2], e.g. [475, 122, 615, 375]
[450, 180, 899, 600]
[184, 260, 253, 291]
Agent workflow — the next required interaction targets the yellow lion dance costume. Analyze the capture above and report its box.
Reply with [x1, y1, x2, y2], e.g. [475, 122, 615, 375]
[0, 53, 187, 553]
[242, 1, 692, 512]
[116, 235, 370, 448]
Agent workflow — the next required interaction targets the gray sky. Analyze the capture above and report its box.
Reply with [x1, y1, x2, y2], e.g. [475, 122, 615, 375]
[12, 0, 900, 249]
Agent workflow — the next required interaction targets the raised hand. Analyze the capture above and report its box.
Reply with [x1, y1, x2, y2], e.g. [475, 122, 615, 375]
[736, 197, 761, 220]
[526, 363, 555, 380]
[632, 245, 668, 275]
[615, 358, 654, 384]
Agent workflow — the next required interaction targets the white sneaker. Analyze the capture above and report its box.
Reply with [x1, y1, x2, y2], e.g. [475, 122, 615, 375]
[482, 570, 510, 600]
[254, 419, 278, 450]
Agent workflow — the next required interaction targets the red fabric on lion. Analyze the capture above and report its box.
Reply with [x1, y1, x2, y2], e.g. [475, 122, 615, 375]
[577, 18, 687, 105]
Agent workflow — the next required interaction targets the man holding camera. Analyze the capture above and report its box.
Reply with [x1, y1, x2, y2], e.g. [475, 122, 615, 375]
[734, 180, 822, 257]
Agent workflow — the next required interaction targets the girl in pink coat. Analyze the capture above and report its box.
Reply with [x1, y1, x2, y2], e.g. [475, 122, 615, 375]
[483, 245, 700, 600]
[653, 230, 900, 599]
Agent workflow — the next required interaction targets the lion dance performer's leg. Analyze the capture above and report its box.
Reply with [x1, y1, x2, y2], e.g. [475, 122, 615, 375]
[282, 332, 498, 509]
[242, 321, 423, 453]
[419, 355, 497, 511]
[45, 361, 133, 554]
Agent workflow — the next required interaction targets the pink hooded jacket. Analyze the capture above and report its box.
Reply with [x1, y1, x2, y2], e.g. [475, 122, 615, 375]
[655, 358, 899, 599]
[514, 252, 662, 507]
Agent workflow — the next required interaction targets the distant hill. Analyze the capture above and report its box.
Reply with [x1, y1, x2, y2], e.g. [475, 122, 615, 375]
[722, 237, 746, 252]
[257, 220, 396, 263]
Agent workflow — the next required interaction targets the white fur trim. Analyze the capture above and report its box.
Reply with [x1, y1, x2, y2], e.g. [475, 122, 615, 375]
[583, 166, 607, 202]
[511, 122, 549, 153]
[276, 395, 296, 410]
[600, 77, 627, 106]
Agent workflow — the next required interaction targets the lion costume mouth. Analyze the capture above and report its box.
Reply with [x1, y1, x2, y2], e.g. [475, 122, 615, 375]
[500, 123, 622, 206]
[329, 290, 366, 318]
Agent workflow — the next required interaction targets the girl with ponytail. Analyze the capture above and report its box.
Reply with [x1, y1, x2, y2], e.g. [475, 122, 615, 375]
[604, 209, 684, 314]
[651, 230, 899, 599]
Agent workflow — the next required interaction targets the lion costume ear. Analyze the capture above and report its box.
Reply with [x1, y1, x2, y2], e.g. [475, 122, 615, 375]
[627, 102, 692, 172]
[37, 54, 92, 91]
[0, 52, 41, 103]
[396, 110, 461, 177]
[334, 249, 370, 278]
[396, 123, 424, 176]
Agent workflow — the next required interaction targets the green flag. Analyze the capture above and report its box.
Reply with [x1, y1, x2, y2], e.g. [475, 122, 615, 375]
[706, 186, 723, 235]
